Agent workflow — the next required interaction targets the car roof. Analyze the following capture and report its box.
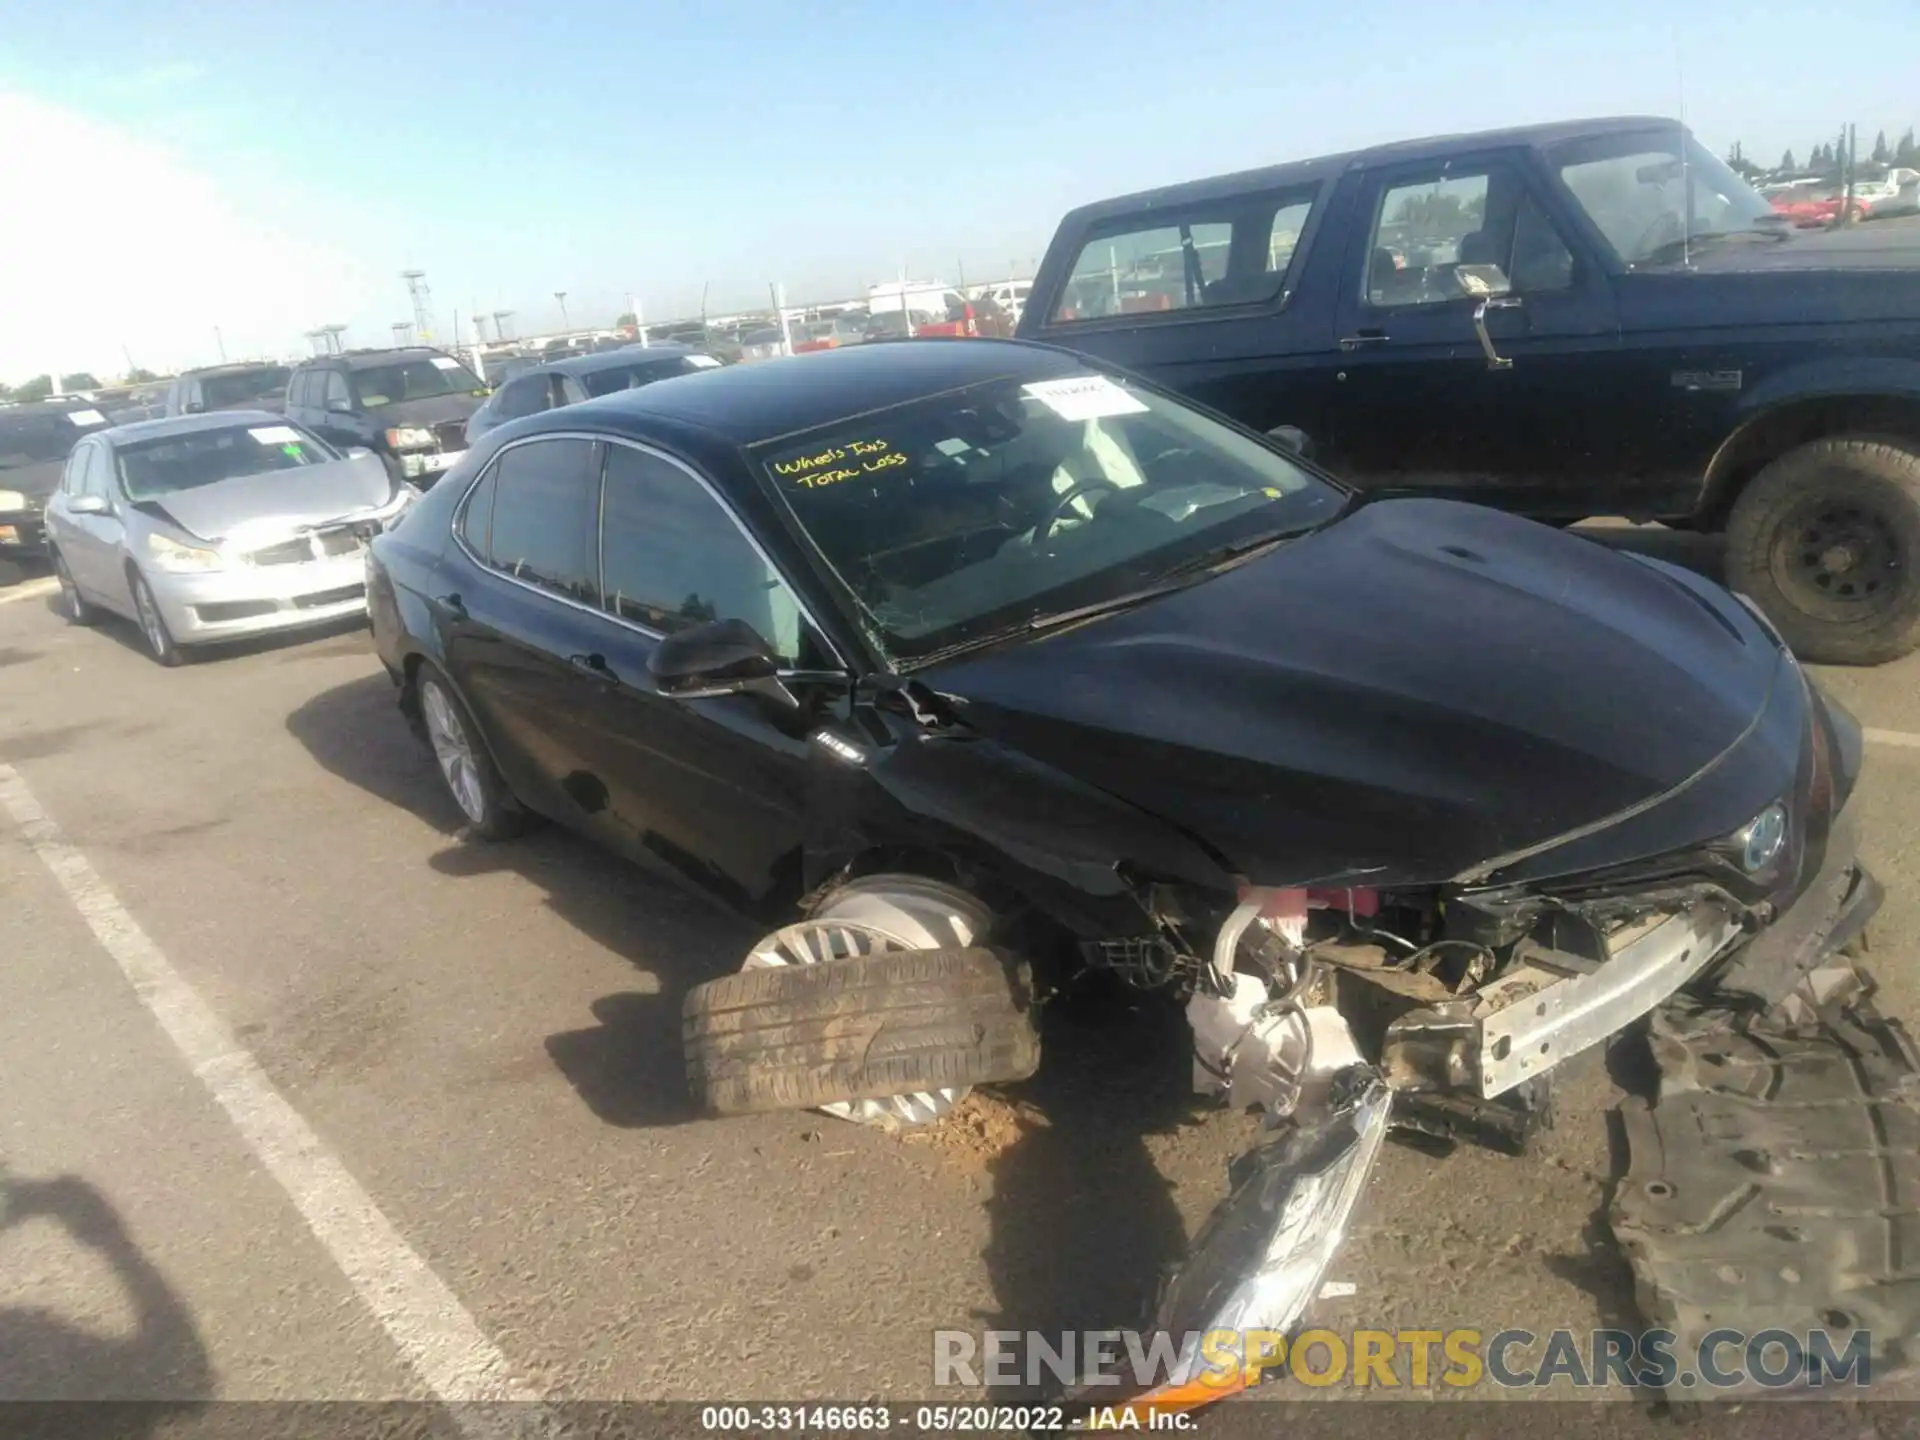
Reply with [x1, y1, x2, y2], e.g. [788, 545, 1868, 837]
[180, 360, 291, 378]
[290, 347, 465, 371]
[528, 344, 699, 378]
[514, 338, 1091, 446]
[0, 398, 111, 423]
[1057, 115, 1683, 221]
[96, 409, 292, 444]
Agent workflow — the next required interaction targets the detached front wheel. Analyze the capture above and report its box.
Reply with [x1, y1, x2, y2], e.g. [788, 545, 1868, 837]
[1725, 436, 1920, 665]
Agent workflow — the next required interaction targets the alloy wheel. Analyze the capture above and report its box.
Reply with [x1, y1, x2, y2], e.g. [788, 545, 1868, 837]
[421, 680, 488, 826]
[743, 919, 962, 1126]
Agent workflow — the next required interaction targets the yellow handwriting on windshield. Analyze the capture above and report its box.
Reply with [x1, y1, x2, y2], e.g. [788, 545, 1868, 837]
[846, 438, 891, 457]
[788, 450, 909, 489]
[773, 446, 847, 476]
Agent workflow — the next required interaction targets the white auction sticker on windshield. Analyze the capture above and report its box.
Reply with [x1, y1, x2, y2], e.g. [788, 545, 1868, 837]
[430, 356, 462, 371]
[684, 354, 721, 369]
[248, 425, 302, 444]
[1022, 375, 1148, 421]
[66, 409, 107, 427]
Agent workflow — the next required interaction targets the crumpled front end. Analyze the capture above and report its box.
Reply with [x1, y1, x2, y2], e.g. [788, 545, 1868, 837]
[1099, 661, 1882, 1423]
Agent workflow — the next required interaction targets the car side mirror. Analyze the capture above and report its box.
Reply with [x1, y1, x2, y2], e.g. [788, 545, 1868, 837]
[327, 398, 354, 415]
[1453, 263, 1512, 298]
[649, 617, 798, 709]
[1266, 425, 1314, 460]
[67, 494, 111, 516]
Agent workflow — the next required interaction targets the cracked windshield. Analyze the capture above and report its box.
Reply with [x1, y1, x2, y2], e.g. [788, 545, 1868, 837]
[2, 2, 1917, 1434]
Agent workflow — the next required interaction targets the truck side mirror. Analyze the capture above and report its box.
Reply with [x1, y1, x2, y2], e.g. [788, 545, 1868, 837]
[1453, 263, 1513, 299]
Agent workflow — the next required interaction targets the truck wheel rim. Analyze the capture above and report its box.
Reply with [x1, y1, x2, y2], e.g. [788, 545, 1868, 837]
[421, 680, 487, 825]
[743, 919, 962, 1126]
[1775, 500, 1903, 620]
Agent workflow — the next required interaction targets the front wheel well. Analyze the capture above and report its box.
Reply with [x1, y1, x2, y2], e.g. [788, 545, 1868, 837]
[1701, 394, 1920, 527]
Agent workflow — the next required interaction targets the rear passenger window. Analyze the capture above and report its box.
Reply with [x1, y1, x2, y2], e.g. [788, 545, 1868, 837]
[459, 467, 497, 555]
[482, 438, 601, 604]
[1049, 189, 1316, 323]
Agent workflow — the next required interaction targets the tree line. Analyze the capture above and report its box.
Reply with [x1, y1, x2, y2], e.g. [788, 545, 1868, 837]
[1725, 126, 1917, 180]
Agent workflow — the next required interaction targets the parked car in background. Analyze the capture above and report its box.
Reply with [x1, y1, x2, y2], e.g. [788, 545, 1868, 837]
[1769, 184, 1852, 227]
[971, 279, 1033, 323]
[737, 327, 788, 362]
[0, 398, 112, 568]
[283, 347, 488, 487]
[1019, 115, 1920, 664]
[164, 362, 293, 417]
[790, 317, 871, 353]
[464, 344, 725, 444]
[363, 340, 1872, 1419]
[43, 411, 414, 663]
[1852, 179, 1920, 219]
[914, 291, 1016, 338]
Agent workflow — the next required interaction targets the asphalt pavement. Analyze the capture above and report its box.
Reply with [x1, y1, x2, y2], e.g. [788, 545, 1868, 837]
[1, 526, 1918, 1430]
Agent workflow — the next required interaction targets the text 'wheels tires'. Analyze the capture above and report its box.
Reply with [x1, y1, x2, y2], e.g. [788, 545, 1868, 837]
[1726, 437, 1920, 665]
[416, 668, 526, 840]
[682, 945, 1041, 1122]
[54, 552, 98, 626]
[128, 571, 183, 666]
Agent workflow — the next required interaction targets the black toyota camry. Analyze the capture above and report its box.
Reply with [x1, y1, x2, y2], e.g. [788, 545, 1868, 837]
[367, 338, 1876, 1396]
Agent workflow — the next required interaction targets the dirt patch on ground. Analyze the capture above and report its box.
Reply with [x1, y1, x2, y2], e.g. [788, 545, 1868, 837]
[902, 1090, 1048, 1164]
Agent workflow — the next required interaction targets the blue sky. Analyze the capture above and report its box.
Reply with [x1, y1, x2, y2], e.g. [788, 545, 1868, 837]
[1, 0, 1916, 377]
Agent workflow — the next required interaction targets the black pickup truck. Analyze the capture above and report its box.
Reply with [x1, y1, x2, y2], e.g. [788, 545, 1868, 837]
[1017, 116, 1920, 664]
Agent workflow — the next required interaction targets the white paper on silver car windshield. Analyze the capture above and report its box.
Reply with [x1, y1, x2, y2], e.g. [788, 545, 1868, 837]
[1022, 375, 1149, 422]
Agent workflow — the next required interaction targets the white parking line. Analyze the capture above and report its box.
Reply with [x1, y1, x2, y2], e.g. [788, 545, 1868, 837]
[1868, 728, 1920, 749]
[0, 763, 551, 1432]
[0, 577, 59, 605]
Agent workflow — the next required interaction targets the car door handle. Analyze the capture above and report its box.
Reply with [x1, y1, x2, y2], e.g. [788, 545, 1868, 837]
[569, 653, 619, 684]
[1339, 330, 1390, 350]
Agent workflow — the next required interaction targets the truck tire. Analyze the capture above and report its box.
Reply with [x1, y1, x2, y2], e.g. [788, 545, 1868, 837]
[1724, 436, 1920, 665]
[683, 946, 1041, 1118]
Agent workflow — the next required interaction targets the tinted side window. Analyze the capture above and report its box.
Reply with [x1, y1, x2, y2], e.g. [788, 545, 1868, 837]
[600, 445, 803, 662]
[1049, 188, 1317, 322]
[293, 372, 315, 409]
[484, 438, 601, 604]
[325, 372, 352, 410]
[491, 375, 548, 421]
[460, 466, 497, 555]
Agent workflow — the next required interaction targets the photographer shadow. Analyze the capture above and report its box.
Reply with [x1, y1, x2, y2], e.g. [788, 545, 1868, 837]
[0, 1171, 210, 1427]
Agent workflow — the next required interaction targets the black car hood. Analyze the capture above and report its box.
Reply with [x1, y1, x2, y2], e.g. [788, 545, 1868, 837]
[925, 499, 1789, 886]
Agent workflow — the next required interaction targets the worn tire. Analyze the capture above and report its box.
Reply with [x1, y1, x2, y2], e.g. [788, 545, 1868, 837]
[1724, 436, 1920, 665]
[683, 946, 1041, 1117]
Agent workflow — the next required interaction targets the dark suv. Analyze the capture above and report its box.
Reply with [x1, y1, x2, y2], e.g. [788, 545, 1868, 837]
[0, 399, 113, 569]
[164, 362, 292, 417]
[283, 347, 488, 486]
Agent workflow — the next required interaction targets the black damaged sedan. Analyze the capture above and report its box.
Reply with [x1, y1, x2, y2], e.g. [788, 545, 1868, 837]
[366, 339, 1877, 1401]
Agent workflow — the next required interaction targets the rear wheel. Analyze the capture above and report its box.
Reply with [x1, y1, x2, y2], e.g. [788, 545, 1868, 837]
[53, 551, 98, 626]
[128, 570, 184, 666]
[416, 665, 527, 839]
[1725, 436, 1920, 665]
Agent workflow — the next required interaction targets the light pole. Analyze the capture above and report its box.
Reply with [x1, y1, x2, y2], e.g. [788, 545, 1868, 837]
[554, 291, 570, 331]
[492, 311, 515, 341]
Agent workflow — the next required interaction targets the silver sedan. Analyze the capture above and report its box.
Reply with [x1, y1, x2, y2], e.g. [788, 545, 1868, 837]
[43, 410, 417, 665]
